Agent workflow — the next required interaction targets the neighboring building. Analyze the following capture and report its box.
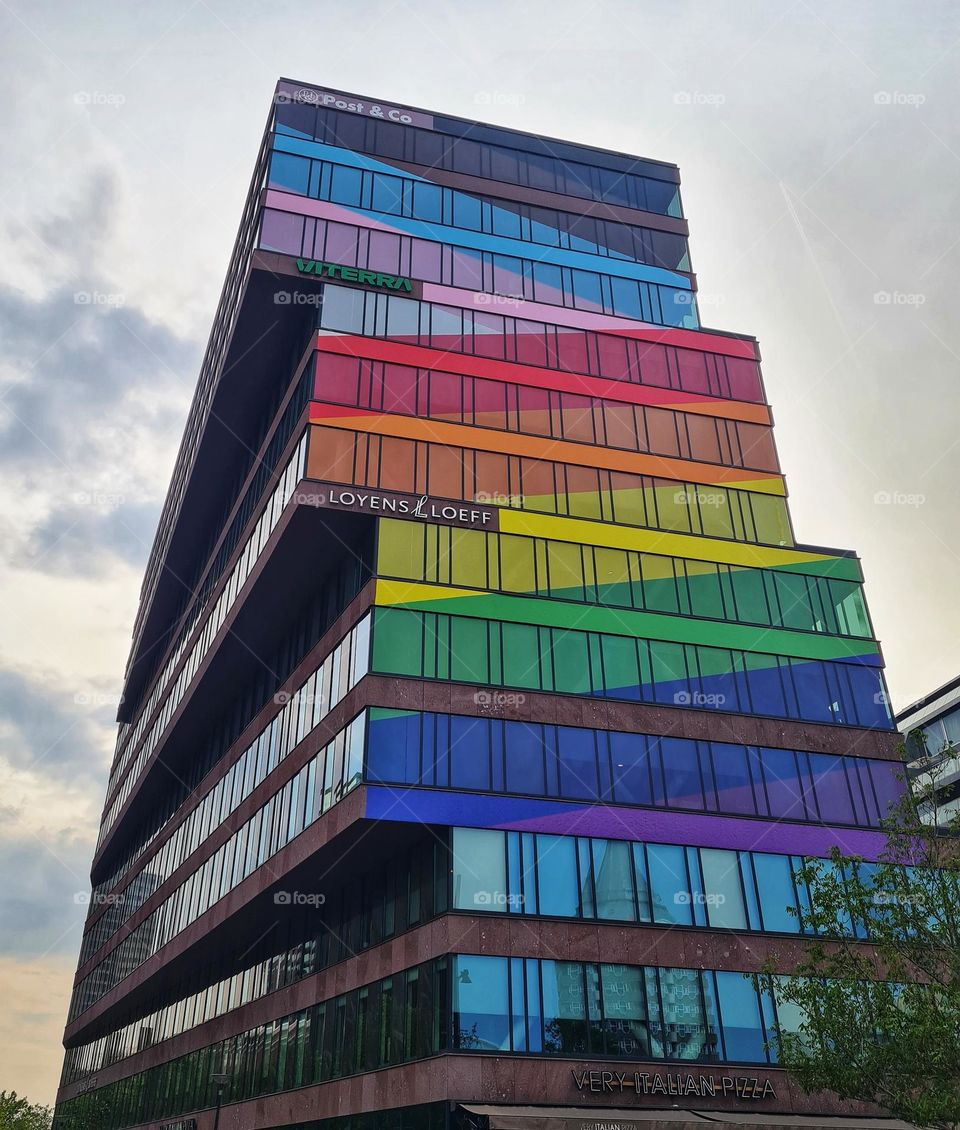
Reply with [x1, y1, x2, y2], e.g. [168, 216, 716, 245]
[897, 677, 960, 823]
[54, 82, 906, 1130]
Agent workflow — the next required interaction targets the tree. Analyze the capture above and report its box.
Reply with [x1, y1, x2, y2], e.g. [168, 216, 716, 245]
[763, 739, 960, 1130]
[0, 1092, 52, 1130]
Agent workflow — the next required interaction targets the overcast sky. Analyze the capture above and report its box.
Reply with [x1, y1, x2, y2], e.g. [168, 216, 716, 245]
[1, 0, 958, 1108]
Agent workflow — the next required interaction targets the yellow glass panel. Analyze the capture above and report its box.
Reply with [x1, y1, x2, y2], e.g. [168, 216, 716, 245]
[449, 528, 489, 589]
[377, 519, 424, 580]
[500, 533, 538, 594]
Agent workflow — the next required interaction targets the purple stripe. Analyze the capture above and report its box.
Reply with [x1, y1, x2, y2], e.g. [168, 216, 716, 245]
[364, 785, 887, 859]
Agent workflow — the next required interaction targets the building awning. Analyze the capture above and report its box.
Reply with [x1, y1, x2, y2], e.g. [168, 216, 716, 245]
[460, 1105, 916, 1130]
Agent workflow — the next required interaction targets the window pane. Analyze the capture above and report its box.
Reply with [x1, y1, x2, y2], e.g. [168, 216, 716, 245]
[453, 955, 510, 1050]
[716, 972, 767, 1062]
[535, 835, 579, 917]
[453, 828, 506, 911]
[699, 849, 747, 929]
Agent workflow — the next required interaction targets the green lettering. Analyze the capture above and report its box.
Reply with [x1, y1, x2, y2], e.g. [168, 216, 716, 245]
[340, 265, 359, 282]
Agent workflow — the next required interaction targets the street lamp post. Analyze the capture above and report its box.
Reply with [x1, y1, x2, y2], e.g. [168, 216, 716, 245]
[210, 1072, 230, 1130]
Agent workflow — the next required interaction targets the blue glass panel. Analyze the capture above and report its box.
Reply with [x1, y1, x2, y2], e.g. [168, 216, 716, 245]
[715, 971, 767, 1062]
[752, 853, 799, 933]
[609, 732, 653, 804]
[647, 844, 692, 925]
[536, 835, 579, 917]
[453, 955, 510, 1050]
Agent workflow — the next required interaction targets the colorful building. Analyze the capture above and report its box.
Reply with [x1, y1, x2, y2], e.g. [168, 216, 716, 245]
[54, 81, 905, 1130]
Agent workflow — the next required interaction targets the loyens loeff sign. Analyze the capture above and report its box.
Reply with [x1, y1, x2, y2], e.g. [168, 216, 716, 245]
[571, 1068, 776, 1101]
[295, 483, 498, 529]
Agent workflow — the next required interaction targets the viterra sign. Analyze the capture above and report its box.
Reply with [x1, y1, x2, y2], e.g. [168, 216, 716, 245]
[295, 258, 413, 292]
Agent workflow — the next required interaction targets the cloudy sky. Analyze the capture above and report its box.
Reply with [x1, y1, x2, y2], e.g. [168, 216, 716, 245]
[1, 0, 958, 1108]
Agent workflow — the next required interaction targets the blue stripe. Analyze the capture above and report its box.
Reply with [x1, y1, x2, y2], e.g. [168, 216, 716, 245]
[271, 134, 692, 290]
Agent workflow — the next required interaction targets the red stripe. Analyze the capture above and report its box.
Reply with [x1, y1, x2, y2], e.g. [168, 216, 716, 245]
[314, 334, 770, 424]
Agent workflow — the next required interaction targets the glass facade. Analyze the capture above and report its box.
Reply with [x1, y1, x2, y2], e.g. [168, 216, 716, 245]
[58, 83, 901, 1130]
[366, 709, 900, 825]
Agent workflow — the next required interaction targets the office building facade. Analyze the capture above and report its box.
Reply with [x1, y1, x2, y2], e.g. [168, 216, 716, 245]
[54, 82, 904, 1130]
[898, 676, 960, 824]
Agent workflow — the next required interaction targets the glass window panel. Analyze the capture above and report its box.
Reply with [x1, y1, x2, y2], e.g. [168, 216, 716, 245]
[592, 840, 637, 921]
[699, 849, 748, 929]
[752, 853, 799, 933]
[600, 964, 650, 1058]
[453, 828, 506, 911]
[453, 955, 510, 1050]
[716, 972, 767, 1062]
[541, 960, 590, 1054]
[535, 834, 579, 917]
[609, 731, 653, 804]
[504, 721, 547, 795]
[647, 843, 692, 925]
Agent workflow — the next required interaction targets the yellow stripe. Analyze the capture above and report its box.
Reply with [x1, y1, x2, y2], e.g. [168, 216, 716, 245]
[498, 509, 850, 572]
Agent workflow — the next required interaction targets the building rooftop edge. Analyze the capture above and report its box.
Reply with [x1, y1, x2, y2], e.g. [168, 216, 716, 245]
[275, 77, 683, 176]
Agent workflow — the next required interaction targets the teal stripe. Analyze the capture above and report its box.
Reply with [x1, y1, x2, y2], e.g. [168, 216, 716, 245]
[271, 134, 692, 290]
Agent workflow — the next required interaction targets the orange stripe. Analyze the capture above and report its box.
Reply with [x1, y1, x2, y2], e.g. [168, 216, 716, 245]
[314, 334, 771, 424]
[308, 402, 785, 493]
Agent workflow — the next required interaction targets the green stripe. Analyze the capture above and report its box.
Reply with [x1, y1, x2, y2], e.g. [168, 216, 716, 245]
[381, 586, 880, 663]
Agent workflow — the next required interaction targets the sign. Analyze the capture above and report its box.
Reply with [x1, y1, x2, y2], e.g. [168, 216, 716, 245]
[277, 82, 434, 129]
[296, 258, 412, 292]
[295, 483, 498, 529]
[571, 1068, 776, 1101]
[159, 1121, 197, 1130]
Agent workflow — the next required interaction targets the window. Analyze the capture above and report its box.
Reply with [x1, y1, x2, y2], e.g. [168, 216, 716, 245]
[452, 828, 506, 911]
[453, 955, 510, 1050]
[535, 834, 579, 917]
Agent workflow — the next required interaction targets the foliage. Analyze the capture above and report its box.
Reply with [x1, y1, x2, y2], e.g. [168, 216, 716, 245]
[764, 739, 960, 1129]
[0, 1092, 52, 1130]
